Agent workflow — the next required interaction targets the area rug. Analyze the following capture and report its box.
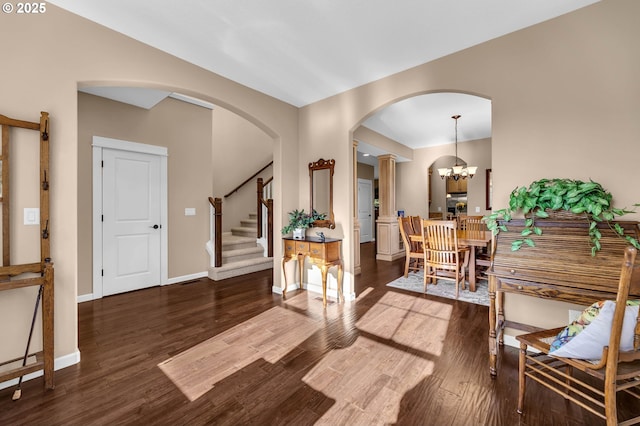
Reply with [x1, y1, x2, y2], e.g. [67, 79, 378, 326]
[386, 272, 489, 306]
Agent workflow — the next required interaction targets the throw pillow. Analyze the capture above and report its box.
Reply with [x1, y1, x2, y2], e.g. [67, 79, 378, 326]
[549, 300, 639, 360]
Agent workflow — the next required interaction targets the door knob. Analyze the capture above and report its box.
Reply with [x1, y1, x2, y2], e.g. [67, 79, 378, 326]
[151, 224, 159, 229]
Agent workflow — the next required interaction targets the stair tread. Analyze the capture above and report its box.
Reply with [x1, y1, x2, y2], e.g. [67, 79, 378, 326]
[222, 234, 255, 243]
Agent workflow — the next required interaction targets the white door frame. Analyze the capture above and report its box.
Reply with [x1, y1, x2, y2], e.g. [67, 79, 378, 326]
[92, 136, 168, 299]
[358, 178, 373, 243]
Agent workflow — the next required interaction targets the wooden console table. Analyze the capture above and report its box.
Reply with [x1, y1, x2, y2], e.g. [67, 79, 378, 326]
[282, 236, 343, 307]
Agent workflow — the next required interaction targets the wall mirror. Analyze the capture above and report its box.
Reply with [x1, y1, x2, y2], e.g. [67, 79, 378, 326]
[309, 158, 335, 229]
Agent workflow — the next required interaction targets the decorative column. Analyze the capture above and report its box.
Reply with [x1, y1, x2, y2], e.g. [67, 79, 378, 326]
[376, 154, 403, 261]
[353, 141, 361, 275]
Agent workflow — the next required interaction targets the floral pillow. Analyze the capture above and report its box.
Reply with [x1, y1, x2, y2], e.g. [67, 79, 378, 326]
[549, 300, 639, 360]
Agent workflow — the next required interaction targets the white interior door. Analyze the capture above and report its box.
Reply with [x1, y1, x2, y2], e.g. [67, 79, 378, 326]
[102, 148, 162, 296]
[358, 179, 373, 243]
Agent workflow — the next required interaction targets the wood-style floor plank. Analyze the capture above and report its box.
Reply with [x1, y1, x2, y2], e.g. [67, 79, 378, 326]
[1, 243, 637, 425]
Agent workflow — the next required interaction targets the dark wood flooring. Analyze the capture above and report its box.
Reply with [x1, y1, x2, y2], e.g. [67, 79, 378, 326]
[0, 243, 636, 425]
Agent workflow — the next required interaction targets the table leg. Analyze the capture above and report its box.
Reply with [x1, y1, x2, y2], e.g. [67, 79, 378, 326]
[320, 264, 328, 307]
[468, 246, 477, 292]
[488, 276, 498, 377]
[281, 257, 290, 297]
[337, 261, 344, 303]
[297, 253, 305, 291]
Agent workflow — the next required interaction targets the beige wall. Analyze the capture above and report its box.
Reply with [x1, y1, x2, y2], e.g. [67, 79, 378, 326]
[78, 93, 213, 295]
[396, 137, 492, 218]
[1, 5, 298, 364]
[356, 163, 374, 181]
[212, 107, 273, 232]
[301, 0, 640, 329]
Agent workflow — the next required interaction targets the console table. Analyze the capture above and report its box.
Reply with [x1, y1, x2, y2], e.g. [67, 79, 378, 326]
[282, 236, 343, 306]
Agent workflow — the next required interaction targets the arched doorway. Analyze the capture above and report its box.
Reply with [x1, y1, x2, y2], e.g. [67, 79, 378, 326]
[352, 92, 492, 266]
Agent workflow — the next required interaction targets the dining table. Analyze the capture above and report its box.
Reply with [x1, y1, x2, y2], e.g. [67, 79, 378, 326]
[410, 229, 492, 292]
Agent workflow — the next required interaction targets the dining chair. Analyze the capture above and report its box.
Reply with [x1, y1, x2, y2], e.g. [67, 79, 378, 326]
[464, 217, 492, 275]
[516, 246, 640, 425]
[458, 215, 483, 230]
[398, 216, 423, 278]
[410, 215, 422, 235]
[420, 219, 469, 298]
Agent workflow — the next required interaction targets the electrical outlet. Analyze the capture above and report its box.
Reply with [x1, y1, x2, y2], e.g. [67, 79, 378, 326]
[475, 206, 480, 213]
[185, 208, 196, 216]
[437, 206, 442, 212]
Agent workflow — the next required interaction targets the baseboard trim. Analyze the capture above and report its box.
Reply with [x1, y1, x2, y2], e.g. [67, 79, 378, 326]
[165, 271, 208, 286]
[77, 272, 209, 303]
[77, 293, 94, 303]
[0, 350, 81, 391]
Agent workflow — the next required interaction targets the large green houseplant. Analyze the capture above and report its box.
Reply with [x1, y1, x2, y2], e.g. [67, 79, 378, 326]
[484, 178, 640, 256]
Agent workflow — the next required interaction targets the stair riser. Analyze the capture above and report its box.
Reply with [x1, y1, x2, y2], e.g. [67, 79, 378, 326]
[208, 261, 273, 281]
[231, 229, 257, 238]
[222, 241, 257, 251]
[223, 251, 264, 263]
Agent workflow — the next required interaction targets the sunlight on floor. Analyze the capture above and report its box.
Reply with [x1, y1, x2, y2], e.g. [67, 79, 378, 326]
[303, 291, 452, 424]
[158, 287, 452, 424]
[157, 295, 322, 401]
[356, 291, 453, 355]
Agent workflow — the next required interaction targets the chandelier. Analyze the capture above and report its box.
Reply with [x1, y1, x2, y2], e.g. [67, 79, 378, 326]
[437, 114, 477, 180]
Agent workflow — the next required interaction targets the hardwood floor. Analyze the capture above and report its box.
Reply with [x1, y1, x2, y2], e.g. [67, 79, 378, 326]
[0, 242, 636, 425]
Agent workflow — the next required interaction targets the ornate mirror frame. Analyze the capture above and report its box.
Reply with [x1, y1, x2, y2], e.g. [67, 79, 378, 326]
[309, 158, 335, 229]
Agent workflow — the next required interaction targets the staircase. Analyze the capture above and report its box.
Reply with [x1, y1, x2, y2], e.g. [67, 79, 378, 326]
[208, 212, 273, 281]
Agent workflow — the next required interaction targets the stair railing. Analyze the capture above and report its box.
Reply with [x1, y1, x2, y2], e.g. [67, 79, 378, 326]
[224, 161, 273, 199]
[257, 177, 273, 257]
[207, 197, 222, 267]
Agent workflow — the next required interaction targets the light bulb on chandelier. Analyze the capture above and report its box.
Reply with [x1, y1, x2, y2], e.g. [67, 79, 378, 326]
[437, 114, 477, 180]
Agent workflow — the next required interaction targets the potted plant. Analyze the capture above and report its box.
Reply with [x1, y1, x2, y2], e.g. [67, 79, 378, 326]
[484, 178, 640, 256]
[281, 209, 326, 240]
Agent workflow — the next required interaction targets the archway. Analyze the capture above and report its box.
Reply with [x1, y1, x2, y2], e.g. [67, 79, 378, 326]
[351, 91, 492, 271]
[76, 82, 281, 300]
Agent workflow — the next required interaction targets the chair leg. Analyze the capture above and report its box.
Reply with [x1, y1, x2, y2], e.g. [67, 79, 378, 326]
[564, 365, 572, 396]
[517, 343, 527, 414]
[404, 258, 410, 278]
[604, 375, 618, 426]
[423, 267, 429, 293]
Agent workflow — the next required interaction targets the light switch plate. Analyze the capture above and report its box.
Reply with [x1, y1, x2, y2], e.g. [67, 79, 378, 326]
[185, 208, 196, 216]
[24, 208, 40, 225]
[475, 206, 480, 213]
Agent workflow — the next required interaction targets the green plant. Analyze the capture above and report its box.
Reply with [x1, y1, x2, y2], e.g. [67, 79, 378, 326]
[483, 178, 640, 256]
[281, 209, 326, 234]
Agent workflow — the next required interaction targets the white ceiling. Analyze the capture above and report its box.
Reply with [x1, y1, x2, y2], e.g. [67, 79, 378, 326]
[51, 0, 598, 152]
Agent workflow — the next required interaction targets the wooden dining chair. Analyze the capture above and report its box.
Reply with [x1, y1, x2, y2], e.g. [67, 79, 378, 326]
[458, 215, 483, 230]
[398, 216, 423, 278]
[410, 215, 422, 235]
[464, 217, 492, 275]
[516, 246, 640, 425]
[420, 219, 469, 298]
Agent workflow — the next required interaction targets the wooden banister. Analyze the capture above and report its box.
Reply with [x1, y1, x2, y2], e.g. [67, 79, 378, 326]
[224, 161, 273, 198]
[208, 197, 223, 267]
[257, 178, 273, 257]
